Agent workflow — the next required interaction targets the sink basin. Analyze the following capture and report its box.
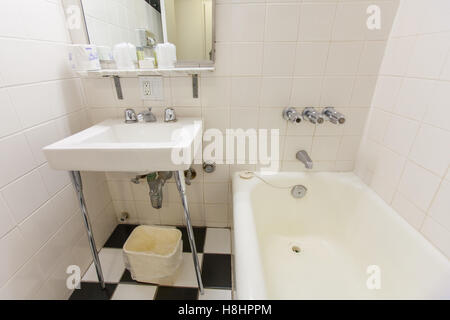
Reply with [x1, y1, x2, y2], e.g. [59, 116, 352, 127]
[43, 118, 203, 172]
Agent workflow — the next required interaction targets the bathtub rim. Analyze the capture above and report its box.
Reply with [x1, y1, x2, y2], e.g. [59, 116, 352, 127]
[232, 171, 268, 300]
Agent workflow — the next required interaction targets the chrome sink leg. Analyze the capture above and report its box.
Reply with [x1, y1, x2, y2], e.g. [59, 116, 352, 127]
[69, 171, 105, 289]
[174, 170, 204, 294]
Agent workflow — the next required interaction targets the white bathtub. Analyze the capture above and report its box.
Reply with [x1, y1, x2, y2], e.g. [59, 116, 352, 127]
[232, 172, 450, 299]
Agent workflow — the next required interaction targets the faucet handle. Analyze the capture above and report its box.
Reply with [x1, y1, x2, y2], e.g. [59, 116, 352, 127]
[164, 107, 177, 122]
[282, 107, 302, 124]
[124, 108, 137, 123]
[322, 107, 346, 125]
[302, 107, 324, 124]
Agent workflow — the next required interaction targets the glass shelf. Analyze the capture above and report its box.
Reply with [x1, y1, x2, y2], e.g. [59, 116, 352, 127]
[76, 67, 215, 78]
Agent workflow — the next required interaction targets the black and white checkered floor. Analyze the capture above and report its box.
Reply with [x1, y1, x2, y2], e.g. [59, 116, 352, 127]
[69, 225, 232, 300]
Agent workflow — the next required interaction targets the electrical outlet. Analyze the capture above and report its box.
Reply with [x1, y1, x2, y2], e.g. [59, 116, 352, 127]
[139, 76, 163, 100]
[143, 80, 152, 97]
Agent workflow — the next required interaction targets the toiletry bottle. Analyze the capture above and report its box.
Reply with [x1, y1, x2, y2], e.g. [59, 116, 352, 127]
[136, 47, 145, 62]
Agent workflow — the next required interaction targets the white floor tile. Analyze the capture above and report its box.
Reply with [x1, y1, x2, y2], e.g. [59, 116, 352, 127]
[82, 248, 125, 283]
[168, 253, 203, 288]
[199, 289, 232, 300]
[204, 228, 231, 254]
[111, 284, 157, 300]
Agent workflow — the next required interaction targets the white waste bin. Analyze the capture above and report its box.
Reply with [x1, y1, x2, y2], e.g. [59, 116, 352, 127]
[123, 225, 182, 285]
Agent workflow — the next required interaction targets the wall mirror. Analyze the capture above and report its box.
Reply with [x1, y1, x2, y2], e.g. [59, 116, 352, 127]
[79, 0, 215, 67]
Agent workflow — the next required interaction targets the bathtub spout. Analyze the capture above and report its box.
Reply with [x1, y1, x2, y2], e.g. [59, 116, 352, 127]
[296, 150, 313, 169]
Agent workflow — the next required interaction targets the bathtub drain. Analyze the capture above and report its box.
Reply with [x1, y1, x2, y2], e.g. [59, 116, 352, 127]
[291, 185, 307, 198]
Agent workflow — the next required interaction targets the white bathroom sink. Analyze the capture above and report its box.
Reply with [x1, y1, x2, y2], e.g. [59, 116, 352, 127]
[43, 118, 203, 172]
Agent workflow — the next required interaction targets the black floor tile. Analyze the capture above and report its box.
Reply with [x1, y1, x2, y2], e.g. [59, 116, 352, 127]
[104, 224, 139, 248]
[154, 286, 199, 300]
[119, 269, 135, 284]
[69, 282, 117, 300]
[177, 226, 206, 253]
[201, 254, 232, 289]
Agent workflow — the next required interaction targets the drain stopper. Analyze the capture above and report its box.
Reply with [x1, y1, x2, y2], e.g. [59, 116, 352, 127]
[291, 185, 307, 198]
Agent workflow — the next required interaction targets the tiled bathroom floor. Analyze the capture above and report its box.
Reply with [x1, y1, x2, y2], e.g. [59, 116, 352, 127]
[69, 225, 232, 300]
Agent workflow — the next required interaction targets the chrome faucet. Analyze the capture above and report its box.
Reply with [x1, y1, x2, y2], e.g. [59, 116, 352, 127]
[126, 108, 157, 123]
[296, 150, 313, 169]
[137, 108, 157, 123]
[322, 107, 346, 125]
[124, 108, 137, 123]
[164, 107, 177, 122]
[302, 107, 324, 124]
[282, 107, 302, 124]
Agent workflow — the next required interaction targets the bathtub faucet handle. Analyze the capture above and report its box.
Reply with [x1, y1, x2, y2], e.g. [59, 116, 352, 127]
[302, 107, 324, 124]
[322, 107, 346, 125]
[283, 107, 302, 124]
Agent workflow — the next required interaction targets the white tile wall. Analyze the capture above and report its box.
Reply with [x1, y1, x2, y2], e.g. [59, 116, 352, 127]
[2, 171, 50, 224]
[332, 2, 368, 41]
[82, 0, 400, 229]
[264, 3, 300, 41]
[0, 196, 15, 238]
[0, 0, 116, 299]
[0, 89, 21, 137]
[356, 0, 450, 259]
[297, 2, 335, 41]
[0, 134, 36, 187]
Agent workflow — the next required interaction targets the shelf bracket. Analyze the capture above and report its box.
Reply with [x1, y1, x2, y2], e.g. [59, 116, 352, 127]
[192, 74, 199, 99]
[113, 76, 123, 100]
